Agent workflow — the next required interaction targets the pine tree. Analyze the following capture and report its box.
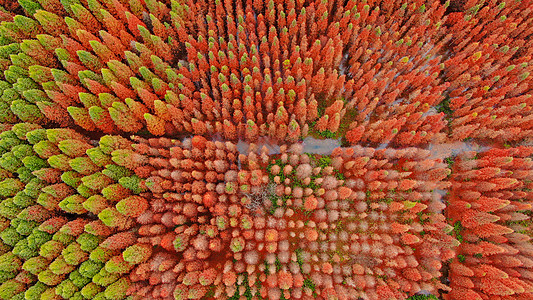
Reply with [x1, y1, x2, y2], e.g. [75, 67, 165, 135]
[115, 196, 149, 218]
[88, 106, 116, 134]
[144, 113, 166, 136]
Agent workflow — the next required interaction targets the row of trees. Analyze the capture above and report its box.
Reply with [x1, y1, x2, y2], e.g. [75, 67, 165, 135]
[0, 127, 531, 299]
[106, 136, 456, 299]
[447, 147, 533, 299]
[442, 0, 533, 143]
[0, 124, 146, 299]
[0, 0, 530, 147]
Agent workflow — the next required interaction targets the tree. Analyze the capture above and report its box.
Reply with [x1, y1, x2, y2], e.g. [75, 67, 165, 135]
[104, 278, 130, 300]
[116, 196, 149, 218]
[122, 244, 152, 265]
[144, 113, 166, 136]
[101, 232, 136, 251]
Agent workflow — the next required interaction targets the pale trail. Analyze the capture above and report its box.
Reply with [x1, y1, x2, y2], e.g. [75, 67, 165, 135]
[234, 136, 490, 158]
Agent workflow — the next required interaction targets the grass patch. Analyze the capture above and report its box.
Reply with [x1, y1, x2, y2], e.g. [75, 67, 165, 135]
[303, 278, 316, 291]
[452, 220, 464, 243]
[228, 273, 254, 300]
[407, 294, 439, 300]
[436, 97, 452, 115]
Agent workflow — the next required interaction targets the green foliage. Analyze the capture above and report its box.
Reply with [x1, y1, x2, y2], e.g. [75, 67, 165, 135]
[275, 257, 282, 271]
[23, 178, 45, 198]
[173, 234, 188, 252]
[27, 65, 53, 84]
[22, 89, 48, 104]
[58, 140, 91, 157]
[61, 171, 82, 187]
[0, 178, 24, 197]
[12, 192, 33, 209]
[0, 132, 21, 150]
[101, 184, 126, 202]
[318, 129, 336, 138]
[0, 153, 22, 173]
[69, 157, 99, 175]
[444, 156, 455, 168]
[62, 242, 87, 265]
[0, 198, 23, 219]
[228, 273, 253, 300]
[0, 239, 8, 256]
[0, 83, 10, 96]
[77, 233, 102, 252]
[12, 239, 38, 260]
[0, 280, 24, 300]
[13, 77, 40, 94]
[51, 68, 75, 85]
[122, 244, 151, 264]
[10, 100, 44, 123]
[79, 70, 104, 86]
[10, 124, 40, 141]
[89, 246, 114, 263]
[0, 272, 11, 285]
[24, 282, 47, 300]
[0, 226, 22, 247]
[38, 240, 63, 259]
[77, 50, 103, 71]
[18, 0, 43, 16]
[406, 294, 438, 300]
[0, 101, 17, 124]
[21, 155, 46, 171]
[98, 207, 127, 228]
[22, 256, 48, 275]
[1, 89, 20, 106]
[104, 256, 133, 274]
[4, 65, 28, 84]
[118, 175, 145, 194]
[104, 278, 130, 300]
[70, 292, 84, 300]
[15, 167, 32, 183]
[58, 194, 87, 214]
[77, 183, 96, 198]
[303, 278, 316, 293]
[55, 279, 78, 299]
[92, 267, 119, 286]
[102, 164, 132, 181]
[98, 135, 131, 155]
[82, 194, 108, 215]
[80, 282, 102, 299]
[15, 219, 38, 235]
[39, 286, 60, 300]
[33, 140, 59, 158]
[36, 193, 58, 210]
[86, 148, 112, 167]
[47, 154, 71, 170]
[49, 257, 75, 275]
[437, 97, 452, 116]
[0, 44, 19, 60]
[10, 145, 32, 160]
[78, 259, 103, 278]
[45, 130, 83, 146]
[81, 172, 113, 191]
[452, 221, 464, 243]
[52, 231, 75, 245]
[0, 253, 21, 275]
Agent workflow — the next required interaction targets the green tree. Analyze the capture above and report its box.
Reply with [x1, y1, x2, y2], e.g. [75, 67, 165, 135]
[104, 278, 130, 300]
